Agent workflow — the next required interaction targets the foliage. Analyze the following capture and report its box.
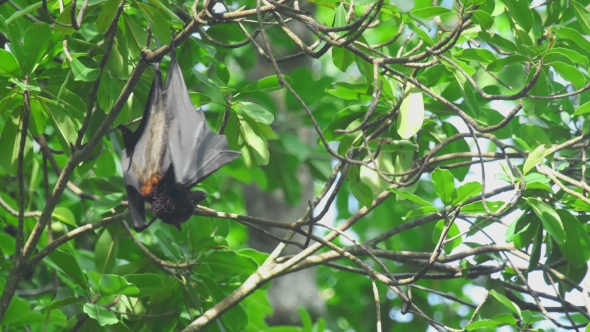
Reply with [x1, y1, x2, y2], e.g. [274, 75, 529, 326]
[0, 0, 589, 331]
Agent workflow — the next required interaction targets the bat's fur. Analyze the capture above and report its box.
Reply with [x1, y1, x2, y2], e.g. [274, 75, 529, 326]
[144, 167, 193, 231]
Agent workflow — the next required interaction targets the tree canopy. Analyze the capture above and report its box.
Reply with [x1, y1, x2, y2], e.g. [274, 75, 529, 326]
[0, 0, 590, 331]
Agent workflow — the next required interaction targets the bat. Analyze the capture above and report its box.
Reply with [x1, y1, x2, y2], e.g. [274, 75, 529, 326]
[118, 49, 240, 232]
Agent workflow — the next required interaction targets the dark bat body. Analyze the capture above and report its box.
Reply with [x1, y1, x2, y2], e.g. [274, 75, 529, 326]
[119, 50, 240, 232]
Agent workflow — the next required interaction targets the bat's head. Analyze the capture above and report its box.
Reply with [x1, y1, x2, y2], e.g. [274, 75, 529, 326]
[117, 124, 135, 149]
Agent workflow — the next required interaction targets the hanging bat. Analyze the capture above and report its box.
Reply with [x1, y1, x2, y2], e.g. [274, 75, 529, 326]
[118, 50, 240, 232]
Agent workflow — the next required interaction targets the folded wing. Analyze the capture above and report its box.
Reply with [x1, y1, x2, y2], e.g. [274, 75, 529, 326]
[164, 53, 240, 188]
[121, 149, 148, 231]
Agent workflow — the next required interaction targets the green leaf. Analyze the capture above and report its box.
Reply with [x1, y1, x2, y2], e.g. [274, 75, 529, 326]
[489, 290, 521, 317]
[478, 31, 517, 53]
[465, 320, 501, 330]
[5, 1, 42, 25]
[522, 310, 545, 324]
[332, 47, 355, 73]
[94, 150, 116, 178]
[71, 57, 101, 82]
[438, 122, 470, 181]
[98, 72, 121, 112]
[53, 4, 74, 34]
[105, 30, 129, 80]
[40, 297, 79, 313]
[574, 100, 590, 116]
[522, 67, 548, 118]
[90, 193, 124, 216]
[52, 206, 76, 226]
[461, 200, 503, 212]
[491, 313, 517, 325]
[397, 86, 424, 139]
[239, 115, 270, 166]
[83, 303, 118, 326]
[239, 102, 274, 125]
[505, 210, 534, 243]
[456, 75, 480, 118]
[204, 56, 230, 86]
[548, 47, 589, 68]
[125, 14, 148, 56]
[486, 55, 528, 72]
[472, 10, 494, 29]
[453, 182, 482, 205]
[431, 168, 456, 205]
[137, 3, 172, 45]
[99, 274, 140, 296]
[518, 124, 552, 148]
[551, 61, 586, 89]
[404, 206, 438, 219]
[0, 228, 16, 256]
[573, 1, 590, 36]
[407, 22, 434, 44]
[410, 6, 451, 20]
[360, 152, 395, 194]
[333, 4, 347, 37]
[47, 250, 88, 288]
[350, 181, 374, 209]
[476, 108, 513, 139]
[201, 277, 248, 331]
[43, 86, 86, 120]
[193, 68, 221, 91]
[189, 92, 212, 107]
[23, 22, 51, 75]
[123, 274, 165, 297]
[204, 250, 259, 276]
[452, 48, 496, 64]
[527, 222, 543, 271]
[433, 220, 461, 254]
[523, 145, 549, 175]
[299, 307, 313, 332]
[96, 0, 120, 33]
[240, 75, 293, 94]
[43, 103, 78, 156]
[0, 113, 33, 177]
[556, 210, 590, 268]
[555, 27, 590, 53]
[389, 188, 434, 207]
[0, 49, 21, 78]
[525, 198, 565, 245]
[503, 0, 533, 32]
[95, 228, 118, 274]
[110, 322, 134, 332]
[10, 78, 41, 92]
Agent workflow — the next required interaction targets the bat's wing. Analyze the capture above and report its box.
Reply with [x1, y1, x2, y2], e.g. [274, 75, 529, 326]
[129, 70, 172, 179]
[165, 52, 240, 188]
[121, 149, 148, 231]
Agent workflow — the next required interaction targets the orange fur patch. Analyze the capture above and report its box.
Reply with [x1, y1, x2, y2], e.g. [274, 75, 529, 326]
[140, 174, 162, 196]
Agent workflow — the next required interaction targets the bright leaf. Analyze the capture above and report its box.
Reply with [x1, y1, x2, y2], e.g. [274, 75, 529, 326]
[431, 168, 456, 205]
[397, 86, 424, 139]
[525, 198, 565, 245]
[83, 303, 118, 326]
